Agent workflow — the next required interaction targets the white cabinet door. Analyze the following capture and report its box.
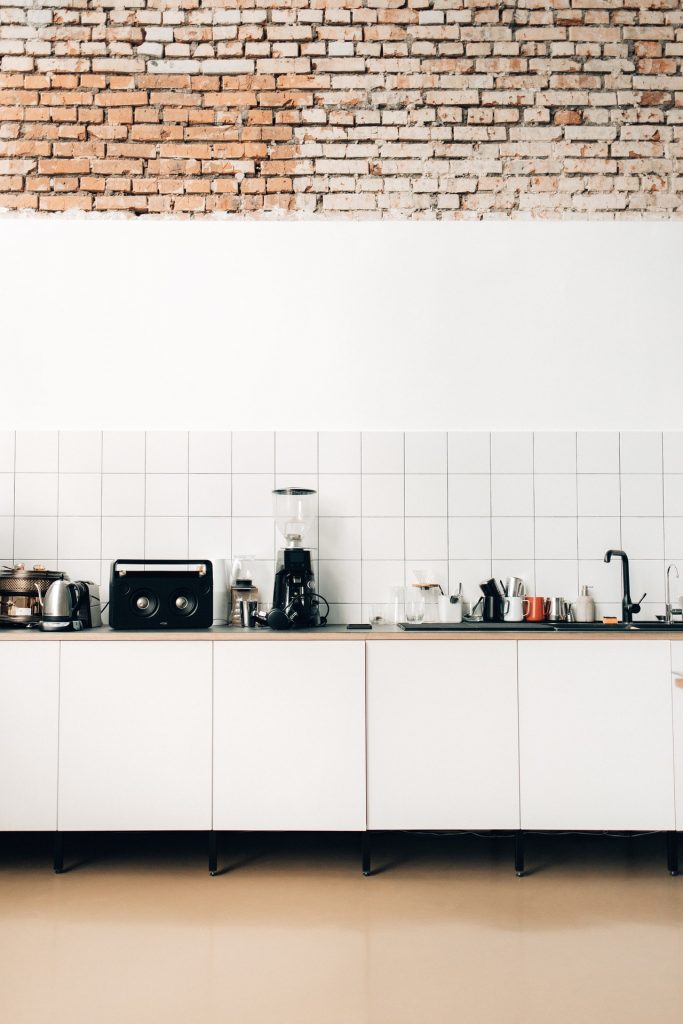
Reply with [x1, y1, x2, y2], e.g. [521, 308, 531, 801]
[519, 640, 674, 830]
[366, 640, 519, 830]
[669, 642, 683, 829]
[59, 642, 212, 831]
[213, 641, 366, 831]
[0, 642, 59, 830]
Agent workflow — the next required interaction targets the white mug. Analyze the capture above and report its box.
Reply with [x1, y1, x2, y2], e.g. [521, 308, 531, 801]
[438, 595, 463, 624]
[504, 596, 529, 622]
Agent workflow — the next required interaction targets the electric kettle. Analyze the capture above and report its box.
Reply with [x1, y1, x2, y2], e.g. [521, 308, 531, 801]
[41, 579, 81, 631]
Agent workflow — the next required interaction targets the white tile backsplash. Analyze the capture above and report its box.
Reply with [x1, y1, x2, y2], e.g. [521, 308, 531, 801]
[0, 432, 15, 473]
[15, 431, 58, 473]
[404, 432, 447, 474]
[59, 432, 102, 473]
[2, 430, 682, 621]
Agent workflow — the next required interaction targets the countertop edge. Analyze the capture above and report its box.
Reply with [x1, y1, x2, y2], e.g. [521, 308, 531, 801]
[0, 626, 679, 641]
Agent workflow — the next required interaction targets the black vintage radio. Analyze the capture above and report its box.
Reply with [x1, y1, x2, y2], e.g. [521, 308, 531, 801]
[109, 560, 213, 630]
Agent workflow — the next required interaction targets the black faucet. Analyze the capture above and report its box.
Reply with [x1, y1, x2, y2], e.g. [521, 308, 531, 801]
[604, 549, 646, 623]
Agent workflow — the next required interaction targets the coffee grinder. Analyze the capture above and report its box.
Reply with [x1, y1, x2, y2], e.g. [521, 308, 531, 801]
[256, 488, 328, 630]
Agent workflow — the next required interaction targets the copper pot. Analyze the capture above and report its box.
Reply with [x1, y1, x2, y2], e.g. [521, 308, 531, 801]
[0, 564, 68, 626]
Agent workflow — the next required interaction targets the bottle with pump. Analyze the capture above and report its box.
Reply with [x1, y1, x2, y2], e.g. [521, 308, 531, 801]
[573, 585, 595, 623]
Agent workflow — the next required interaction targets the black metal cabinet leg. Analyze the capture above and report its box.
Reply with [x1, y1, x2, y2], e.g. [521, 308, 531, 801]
[514, 830, 525, 877]
[362, 832, 371, 877]
[54, 832, 64, 874]
[666, 831, 678, 876]
[209, 830, 218, 876]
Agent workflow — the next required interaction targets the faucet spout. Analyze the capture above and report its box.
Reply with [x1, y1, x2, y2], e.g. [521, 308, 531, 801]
[604, 549, 644, 623]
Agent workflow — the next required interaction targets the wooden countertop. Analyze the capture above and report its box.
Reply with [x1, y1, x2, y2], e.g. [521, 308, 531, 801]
[0, 624, 680, 641]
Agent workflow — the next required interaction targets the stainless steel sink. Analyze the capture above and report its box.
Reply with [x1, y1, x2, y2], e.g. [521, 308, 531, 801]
[398, 621, 683, 632]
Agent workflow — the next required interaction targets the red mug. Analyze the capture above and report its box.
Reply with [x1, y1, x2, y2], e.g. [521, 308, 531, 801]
[525, 596, 546, 622]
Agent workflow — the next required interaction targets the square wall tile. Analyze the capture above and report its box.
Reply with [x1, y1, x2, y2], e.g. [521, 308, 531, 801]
[101, 517, 145, 560]
[0, 515, 13, 555]
[318, 517, 361, 560]
[362, 518, 404, 560]
[534, 518, 577, 560]
[103, 432, 145, 474]
[448, 475, 491, 517]
[15, 431, 58, 473]
[362, 474, 404, 517]
[629, 560, 665, 603]
[621, 517, 664, 560]
[327, 604, 362, 626]
[189, 432, 231, 474]
[491, 474, 534, 516]
[577, 432, 619, 473]
[144, 517, 189, 560]
[0, 474, 14, 516]
[404, 432, 447, 473]
[232, 432, 274, 473]
[534, 560, 579, 599]
[146, 431, 188, 473]
[58, 517, 101, 560]
[0, 432, 14, 473]
[232, 474, 275, 518]
[579, 559, 624, 604]
[448, 560, 492, 605]
[58, 560, 102, 587]
[664, 476, 683, 517]
[491, 432, 533, 474]
[319, 433, 361, 474]
[362, 560, 405, 603]
[577, 475, 620, 517]
[620, 474, 663, 517]
[665, 519, 683, 560]
[275, 432, 318, 474]
[405, 474, 447, 517]
[663, 433, 683, 474]
[14, 474, 58, 516]
[319, 474, 361, 517]
[620, 432, 662, 474]
[361, 432, 404, 474]
[448, 433, 490, 473]
[188, 517, 230, 559]
[578, 517, 621, 560]
[189, 474, 231, 517]
[146, 474, 188, 517]
[58, 474, 102, 517]
[318, 560, 361, 604]
[534, 474, 577, 517]
[59, 432, 102, 473]
[533, 432, 576, 474]
[448, 518, 491, 560]
[491, 517, 534, 560]
[102, 474, 145, 517]
[13, 516, 57, 561]
[404, 517, 448, 560]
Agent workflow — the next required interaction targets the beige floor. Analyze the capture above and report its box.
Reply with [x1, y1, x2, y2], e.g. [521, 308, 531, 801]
[2, 831, 683, 1024]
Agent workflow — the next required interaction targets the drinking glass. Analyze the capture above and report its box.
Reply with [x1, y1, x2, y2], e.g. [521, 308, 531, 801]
[405, 598, 425, 624]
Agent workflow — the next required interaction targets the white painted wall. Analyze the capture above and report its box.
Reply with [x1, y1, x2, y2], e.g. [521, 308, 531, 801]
[1, 219, 681, 430]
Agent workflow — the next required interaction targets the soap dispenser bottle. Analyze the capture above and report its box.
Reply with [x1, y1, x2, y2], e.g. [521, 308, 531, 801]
[574, 585, 595, 623]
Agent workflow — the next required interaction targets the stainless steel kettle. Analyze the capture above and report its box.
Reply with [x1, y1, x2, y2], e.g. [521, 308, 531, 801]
[41, 579, 81, 631]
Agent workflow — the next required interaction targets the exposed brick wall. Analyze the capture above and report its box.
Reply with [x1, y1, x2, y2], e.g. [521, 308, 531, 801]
[0, 1, 681, 218]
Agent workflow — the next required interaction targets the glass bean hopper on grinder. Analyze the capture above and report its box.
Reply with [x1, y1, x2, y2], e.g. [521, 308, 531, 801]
[255, 488, 329, 630]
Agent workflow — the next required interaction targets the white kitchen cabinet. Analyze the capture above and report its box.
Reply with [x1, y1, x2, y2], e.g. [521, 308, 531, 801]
[58, 642, 212, 831]
[366, 640, 519, 830]
[0, 642, 59, 830]
[669, 642, 683, 829]
[213, 641, 366, 830]
[518, 640, 674, 830]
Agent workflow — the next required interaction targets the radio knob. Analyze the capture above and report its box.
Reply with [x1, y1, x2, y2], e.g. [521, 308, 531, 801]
[136, 596, 150, 610]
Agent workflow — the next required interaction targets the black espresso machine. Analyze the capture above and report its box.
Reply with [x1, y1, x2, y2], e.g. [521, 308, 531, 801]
[255, 488, 328, 631]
